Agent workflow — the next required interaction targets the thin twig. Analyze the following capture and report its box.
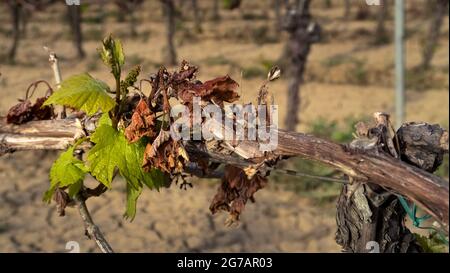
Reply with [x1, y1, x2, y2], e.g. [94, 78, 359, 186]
[45, 47, 66, 118]
[74, 194, 114, 253]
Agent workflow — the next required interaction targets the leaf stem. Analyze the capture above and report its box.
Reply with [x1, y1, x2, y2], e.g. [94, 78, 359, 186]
[112, 66, 121, 129]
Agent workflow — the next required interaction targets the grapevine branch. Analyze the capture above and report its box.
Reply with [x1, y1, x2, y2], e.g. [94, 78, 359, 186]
[1, 116, 448, 233]
[74, 194, 114, 253]
[46, 48, 112, 253]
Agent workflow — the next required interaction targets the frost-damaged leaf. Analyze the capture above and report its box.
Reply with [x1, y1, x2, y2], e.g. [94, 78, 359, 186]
[124, 99, 156, 143]
[142, 130, 187, 174]
[43, 73, 115, 115]
[6, 97, 55, 125]
[146, 130, 170, 158]
[177, 75, 239, 107]
[6, 100, 32, 124]
[120, 137, 167, 190]
[88, 117, 166, 190]
[171, 60, 198, 84]
[32, 97, 55, 120]
[210, 165, 268, 225]
[43, 145, 88, 203]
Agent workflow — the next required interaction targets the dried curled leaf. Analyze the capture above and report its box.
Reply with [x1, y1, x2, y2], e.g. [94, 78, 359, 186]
[171, 60, 198, 84]
[177, 75, 240, 107]
[6, 100, 32, 124]
[32, 97, 55, 120]
[124, 99, 156, 143]
[146, 130, 170, 159]
[6, 97, 55, 125]
[142, 130, 187, 174]
[53, 188, 71, 217]
[210, 165, 268, 225]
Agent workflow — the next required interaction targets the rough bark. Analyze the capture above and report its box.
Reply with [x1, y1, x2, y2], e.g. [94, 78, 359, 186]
[212, 0, 220, 21]
[274, 0, 282, 31]
[114, 0, 143, 38]
[7, 1, 21, 63]
[74, 194, 114, 253]
[374, 0, 389, 44]
[419, 0, 448, 71]
[355, 3, 371, 21]
[191, 0, 202, 33]
[335, 118, 448, 252]
[0, 118, 85, 154]
[344, 0, 351, 19]
[280, 0, 320, 131]
[336, 183, 423, 252]
[161, 0, 177, 65]
[67, 4, 85, 60]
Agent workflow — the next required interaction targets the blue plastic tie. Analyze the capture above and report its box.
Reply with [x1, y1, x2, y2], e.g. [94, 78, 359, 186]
[398, 196, 448, 246]
[398, 196, 431, 228]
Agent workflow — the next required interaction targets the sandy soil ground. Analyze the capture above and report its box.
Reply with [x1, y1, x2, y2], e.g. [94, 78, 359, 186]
[0, 0, 448, 252]
[0, 151, 339, 253]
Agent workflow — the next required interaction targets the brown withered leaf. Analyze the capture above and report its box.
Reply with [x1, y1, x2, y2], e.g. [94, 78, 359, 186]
[177, 75, 240, 107]
[163, 88, 171, 113]
[124, 99, 156, 143]
[171, 60, 198, 84]
[6, 100, 32, 124]
[143, 141, 178, 174]
[146, 130, 170, 158]
[202, 76, 240, 105]
[6, 97, 55, 125]
[149, 67, 169, 100]
[32, 97, 55, 121]
[142, 130, 189, 175]
[53, 188, 70, 217]
[209, 165, 268, 225]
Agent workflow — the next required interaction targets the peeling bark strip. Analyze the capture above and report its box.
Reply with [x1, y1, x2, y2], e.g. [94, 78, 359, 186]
[336, 183, 422, 253]
[1, 117, 448, 232]
[0, 117, 85, 154]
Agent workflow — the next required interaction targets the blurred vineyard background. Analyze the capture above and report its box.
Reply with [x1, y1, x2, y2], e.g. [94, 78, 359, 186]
[0, 0, 448, 252]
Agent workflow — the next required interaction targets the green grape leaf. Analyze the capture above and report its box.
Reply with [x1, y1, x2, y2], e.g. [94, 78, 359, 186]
[43, 145, 88, 203]
[68, 180, 83, 198]
[87, 124, 122, 187]
[43, 184, 57, 203]
[98, 112, 112, 126]
[88, 121, 166, 219]
[87, 119, 166, 191]
[124, 182, 142, 220]
[44, 73, 115, 115]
